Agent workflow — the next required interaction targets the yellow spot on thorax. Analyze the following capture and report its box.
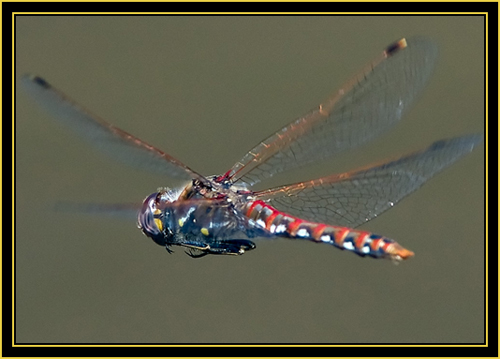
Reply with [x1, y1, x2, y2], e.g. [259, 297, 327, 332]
[154, 218, 163, 232]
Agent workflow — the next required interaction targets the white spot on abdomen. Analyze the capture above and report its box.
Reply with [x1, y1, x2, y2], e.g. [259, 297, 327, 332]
[296, 228, 309, 237]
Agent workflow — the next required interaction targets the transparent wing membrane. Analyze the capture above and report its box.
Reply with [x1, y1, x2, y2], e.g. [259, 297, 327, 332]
[21, 75, 207, 184]
[20, 37, 482, 261]
[54, 201, 141, 221]
[228, 38, 439, 186]
[255, 135, 482, 228]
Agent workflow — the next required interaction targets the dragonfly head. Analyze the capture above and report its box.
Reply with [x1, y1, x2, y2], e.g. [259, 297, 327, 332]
[138, 190, 176, 246]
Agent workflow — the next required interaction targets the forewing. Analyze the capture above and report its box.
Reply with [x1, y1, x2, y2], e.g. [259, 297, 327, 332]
[21, 75, 207, 184]
[255, 135, 482, 228]
[228, 37, 438, 186]
[54, 202, 141, 221]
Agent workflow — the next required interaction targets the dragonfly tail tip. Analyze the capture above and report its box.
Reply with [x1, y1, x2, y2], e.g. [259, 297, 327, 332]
[389, 245, 415, 262]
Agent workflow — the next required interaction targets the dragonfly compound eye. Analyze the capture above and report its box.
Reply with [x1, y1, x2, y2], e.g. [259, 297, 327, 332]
[138, 192, 166, 246]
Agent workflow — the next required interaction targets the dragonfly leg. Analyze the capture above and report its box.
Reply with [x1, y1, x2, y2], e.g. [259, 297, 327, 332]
[181, 243, 212, 258]
[208, 239, 256, 256]
[182, 239, 256, 258]
[165, 245, 174, 254]
[185, 249, 210, 258]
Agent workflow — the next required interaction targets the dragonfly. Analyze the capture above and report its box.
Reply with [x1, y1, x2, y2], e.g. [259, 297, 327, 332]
[21, 37, 482, 261]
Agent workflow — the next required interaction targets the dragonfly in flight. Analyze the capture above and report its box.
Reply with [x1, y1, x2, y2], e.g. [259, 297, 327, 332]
[21, 37, 482, 261]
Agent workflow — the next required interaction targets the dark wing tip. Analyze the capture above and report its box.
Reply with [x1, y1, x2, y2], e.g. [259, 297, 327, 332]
[430, 133, 483, 154]
[385, 38, 408, 56]
[391, 36, 439, 68]
[21, 74, 51, 89]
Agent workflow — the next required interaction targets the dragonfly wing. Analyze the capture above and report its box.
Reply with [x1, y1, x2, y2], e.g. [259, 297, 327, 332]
[228, 37, 438, 186]
[54, 202, 141, 221]
[255, 135, 482, 228]
[21, 75, 207, 184]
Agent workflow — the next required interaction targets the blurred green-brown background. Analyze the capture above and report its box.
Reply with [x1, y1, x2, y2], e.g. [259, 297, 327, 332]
[15, 15, 484, 343]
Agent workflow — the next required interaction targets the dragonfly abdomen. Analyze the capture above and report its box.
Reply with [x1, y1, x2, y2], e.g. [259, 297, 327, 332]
[245, 200, 414, 261]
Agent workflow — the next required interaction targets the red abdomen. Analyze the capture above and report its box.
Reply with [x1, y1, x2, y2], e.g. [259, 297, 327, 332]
[244, 200, 414, 261]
